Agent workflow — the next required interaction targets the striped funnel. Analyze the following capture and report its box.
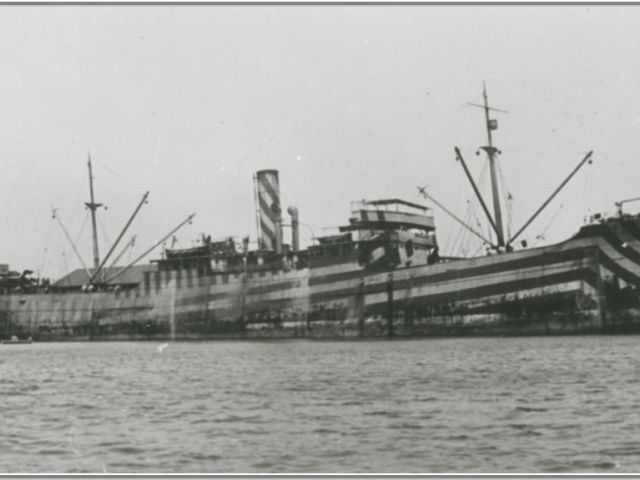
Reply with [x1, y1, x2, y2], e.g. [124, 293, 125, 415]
[255, 169, 283, 252]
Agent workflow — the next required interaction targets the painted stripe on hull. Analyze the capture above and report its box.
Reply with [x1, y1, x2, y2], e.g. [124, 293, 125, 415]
[364, 268, 598, 312]
[456, 280, 594, 310]
[6, 218, 640, 333]
[308, 246, 589, 287]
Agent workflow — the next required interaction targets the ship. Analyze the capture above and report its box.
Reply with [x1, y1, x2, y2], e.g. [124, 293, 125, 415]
[2, 86, 640, 341]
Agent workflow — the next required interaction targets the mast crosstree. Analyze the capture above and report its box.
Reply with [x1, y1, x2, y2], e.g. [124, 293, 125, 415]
[430, 84, 592, 254]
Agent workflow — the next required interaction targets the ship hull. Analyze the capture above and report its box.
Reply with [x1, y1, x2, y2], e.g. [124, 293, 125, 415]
[3, 218, 640, 340]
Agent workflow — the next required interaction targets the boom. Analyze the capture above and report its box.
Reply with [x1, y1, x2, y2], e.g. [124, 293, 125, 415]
[417, 186, 495, 248]
[89, 191, 149, 284]
[507, 151, 593, 246]
[455, 147, 501, 245]
[104, 213, 195, 285]
[52, 209, 91, 281]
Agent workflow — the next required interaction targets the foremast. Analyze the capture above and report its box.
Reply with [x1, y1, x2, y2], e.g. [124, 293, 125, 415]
[85, 153, 104, 270]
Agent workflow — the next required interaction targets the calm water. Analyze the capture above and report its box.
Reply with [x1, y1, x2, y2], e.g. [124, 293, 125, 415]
[2, 336, 640, 473]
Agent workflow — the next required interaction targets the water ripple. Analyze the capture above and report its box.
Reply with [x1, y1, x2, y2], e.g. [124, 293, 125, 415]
[3, 336, 640, 473]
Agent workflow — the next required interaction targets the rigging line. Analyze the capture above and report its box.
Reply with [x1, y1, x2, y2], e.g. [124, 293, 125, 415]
[108, 235, 137, 273]
[462, 205, 484, 256]
[463, 190, 484, 256]
[455, 147, 501, 243]
[460, 207, 473, 256]
[36, 216, 55, 277]
[451, 217, 466, 256]
[449, 200, 468, 256]
[461, 204, 475, 257]
[97, 215, 112, 251]
[457, 203, 476, 257]
[497, 160, 512, 232]
[64, 209, 89, 272]
[126, 238, 136, 263]
[475, 160, 493, 242]
[507, 196, 513, 241]
[533, 204, 565, 246]
[418, 188, 495, 247]
[97, 160, 118, 178]
[443, 215, 455, 255]
[64, 174, 89, 234]
[38, 220, 53, 277]
[61, 252, 69, 278]
[73, 211, 90, 245]
[68, 211, 90, 264]
[39, 247, 49, 279]
[471, 241, 486, 257]
[53, 209, 91, 279]
[91, 192, 149, 285]
[105, 213, 195, 285]
[467, 212, 481, 256]
[454, 200, 474, 256]
[462, 230, 474, 257]
[470, 198, 484, 232]
[457, 223, 468, 257]
[508, 151, 593, 246]
[496, 160, 513, 239]
[496, 160, 507, 207]
[450, 223, 462, 257]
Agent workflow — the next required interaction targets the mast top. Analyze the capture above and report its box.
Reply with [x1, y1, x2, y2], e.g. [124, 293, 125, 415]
[482, 82, 506, 149]
[467, 83, 509, 248]
[85, 151, 104, 270]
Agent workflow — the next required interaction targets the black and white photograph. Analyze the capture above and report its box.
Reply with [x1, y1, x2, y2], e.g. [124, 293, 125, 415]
[2, 2, 640, 474]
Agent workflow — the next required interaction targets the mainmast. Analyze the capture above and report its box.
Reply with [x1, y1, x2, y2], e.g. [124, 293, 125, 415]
[478, 82, 505, 248]
[438, 86, 592, 255]
[85, 152, 103, 270]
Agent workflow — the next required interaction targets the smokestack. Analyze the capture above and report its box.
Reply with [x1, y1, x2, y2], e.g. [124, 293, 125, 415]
[254, 169, 283, 254]
[287, 205, 299, 252]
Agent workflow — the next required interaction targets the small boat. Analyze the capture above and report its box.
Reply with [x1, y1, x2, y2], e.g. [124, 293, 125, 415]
[2, 335, 33, 344]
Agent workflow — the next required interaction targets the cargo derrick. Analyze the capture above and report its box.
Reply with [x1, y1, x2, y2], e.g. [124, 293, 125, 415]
[6, 167, 640, 340]
[6, 87, 640, 341]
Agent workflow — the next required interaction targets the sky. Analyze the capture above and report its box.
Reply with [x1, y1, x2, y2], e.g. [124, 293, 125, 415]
[1, 5, 639, 278]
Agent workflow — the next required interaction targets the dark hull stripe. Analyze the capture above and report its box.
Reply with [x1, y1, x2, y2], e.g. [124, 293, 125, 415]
[203, 268, 597, 320]
[307, 260, 597, 305]
[174, 291, 237, 308]
[248, 280, 301, 295]
[365, 255, 596, 297]
[9, 220, 640, 331]
[598, 251, 640, 287]
[167, 241, 639, 312]
[594, 225, 640, 265]
[310, 225, 640, 294]
[462, 290, 583, 315]
[310, 284, 362, 303]
[365, 267, 598, 312]
[620, 220, 640, 241]
[309, 246, 594, 287]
